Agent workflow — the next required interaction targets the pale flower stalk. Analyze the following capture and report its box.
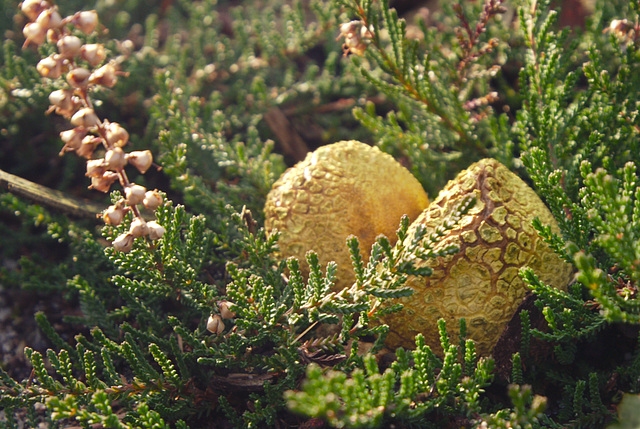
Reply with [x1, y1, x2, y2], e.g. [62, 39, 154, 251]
[20, 1, 165, 251]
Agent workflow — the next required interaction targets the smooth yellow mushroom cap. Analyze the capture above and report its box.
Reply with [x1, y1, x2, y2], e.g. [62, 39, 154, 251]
[379, 158, 574, 356]
[264, 140, 429, 291]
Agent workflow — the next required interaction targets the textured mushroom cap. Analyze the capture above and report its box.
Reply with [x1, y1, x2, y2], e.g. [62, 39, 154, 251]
[380, 158, 573, 356]
[264, 140, 429, 291]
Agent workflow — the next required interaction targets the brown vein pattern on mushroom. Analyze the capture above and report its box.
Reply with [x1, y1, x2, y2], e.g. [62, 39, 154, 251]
[379, 158, 574, 356]
[264, 140, 429, 291]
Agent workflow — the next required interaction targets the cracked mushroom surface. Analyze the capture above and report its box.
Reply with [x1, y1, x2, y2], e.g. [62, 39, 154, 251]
[264, 140, 429, 291]
[379, 158, 574, 356]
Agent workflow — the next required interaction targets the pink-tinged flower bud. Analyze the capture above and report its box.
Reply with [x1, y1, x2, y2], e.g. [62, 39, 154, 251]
[105, 121, 129, 147]
[60, 128, 84, 144]
[67, 67, 91, 88]
[59, 128, 86, 153]
[127, 150, 153, 174]
[129, 217, 149, 238]
[360, 24, 374, 39]
[35, 7, 62, 31]
[337, 20, 371, 56]
[49, 89, 79, 117]
[105, 147, 127, 170]
[70, 107, 100, 128]
[86, 158, 106, 178]
[607, 19, 635, 45]
[46, 28, 61, 44]
[76, 135, 101, 158]
[80, 43, 106, 67]
[207, 314, 225, 334]
[217, 300, 236, 319]
[89, 171, 118, 192]
[338, 21, 358, 35]
[147, 221, 165, 240]
[119, 39, 135, 55]
[124, 184, 147, 205]
[23, 21, 47, 46]
[143, 190, 163, 210]
[48, 89, 70, 106]
[112, 232, 134, 252]
[89, 63, 117, 88]
[609, 19, 632, 34]
[57, 35, 82, 58]
[36, 55, 64, 78]
[70, 10, 99, 34]
[21, 0, 48, 21]
[103, 204, 124, 226]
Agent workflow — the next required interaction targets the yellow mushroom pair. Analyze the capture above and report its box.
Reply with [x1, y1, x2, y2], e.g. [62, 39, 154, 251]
[264, 140, 572, 356]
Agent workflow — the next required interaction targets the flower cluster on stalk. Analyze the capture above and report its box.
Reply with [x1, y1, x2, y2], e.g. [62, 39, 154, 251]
[337, 20, 373, 56]
[20, 0, 165, 252]
[606, 18, 639, 46]
[206, 300, 237, 336]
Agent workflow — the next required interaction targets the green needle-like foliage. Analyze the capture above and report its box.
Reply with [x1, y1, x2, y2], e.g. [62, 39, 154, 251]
[286, 324, 496, 428]
[5, 0, 640, 427]
[0, 191, 471, 426]
[337, 0, 513, 195]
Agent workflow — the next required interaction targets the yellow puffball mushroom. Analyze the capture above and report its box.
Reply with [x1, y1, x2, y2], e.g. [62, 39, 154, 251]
[264, 140, 429, 291]
[379, 158, 574, 356]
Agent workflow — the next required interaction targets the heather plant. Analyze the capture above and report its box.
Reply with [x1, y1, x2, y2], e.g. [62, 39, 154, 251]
[1, 1, 479, 426]
[3, 0, 640, 428]
[285, 0, 640, 426]
[287, 322, 498, 428]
